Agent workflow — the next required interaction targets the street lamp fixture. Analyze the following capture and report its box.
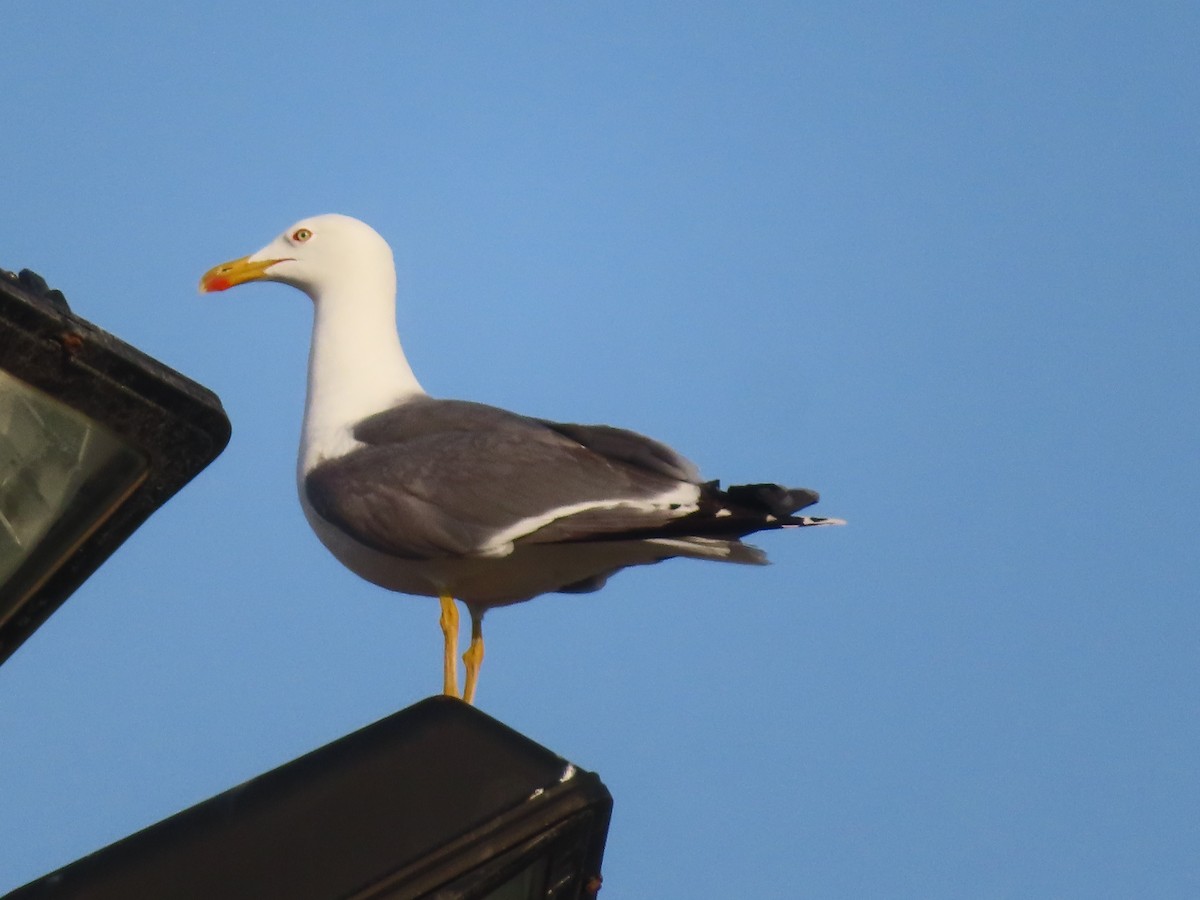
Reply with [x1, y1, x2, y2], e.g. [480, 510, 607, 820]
[8, 697, 612, 899]
[0, 268, 231, 664]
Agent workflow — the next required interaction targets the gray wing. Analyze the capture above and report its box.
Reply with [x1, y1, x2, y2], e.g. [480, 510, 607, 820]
[536, 420, 701, 483]
[304, 397, 701, 560]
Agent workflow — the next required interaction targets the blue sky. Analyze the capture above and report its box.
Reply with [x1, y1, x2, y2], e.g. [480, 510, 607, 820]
[2, 3, 1197, 896]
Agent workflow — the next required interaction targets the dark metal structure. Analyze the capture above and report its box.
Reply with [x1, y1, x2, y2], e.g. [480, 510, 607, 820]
[6, 697, 611, 900]
[0, 268, 231, 664]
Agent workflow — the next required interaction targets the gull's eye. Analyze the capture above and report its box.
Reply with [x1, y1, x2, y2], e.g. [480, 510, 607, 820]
[292, 228, 313, 242]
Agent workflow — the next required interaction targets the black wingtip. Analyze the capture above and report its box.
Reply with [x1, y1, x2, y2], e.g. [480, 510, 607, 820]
[724, 483, 820, 518]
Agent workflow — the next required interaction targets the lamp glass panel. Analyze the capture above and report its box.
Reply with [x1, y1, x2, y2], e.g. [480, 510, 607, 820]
[0, 369, 146, 591]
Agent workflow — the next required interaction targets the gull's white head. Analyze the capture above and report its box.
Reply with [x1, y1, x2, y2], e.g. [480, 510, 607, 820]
[199, 214, 395, 301]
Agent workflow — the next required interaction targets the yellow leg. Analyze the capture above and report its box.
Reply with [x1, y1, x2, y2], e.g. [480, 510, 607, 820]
[438, 593, 460, 698]
[461, 606, 486, 705]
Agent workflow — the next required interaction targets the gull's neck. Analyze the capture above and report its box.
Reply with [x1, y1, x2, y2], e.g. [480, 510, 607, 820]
[299, 276, 424, 474]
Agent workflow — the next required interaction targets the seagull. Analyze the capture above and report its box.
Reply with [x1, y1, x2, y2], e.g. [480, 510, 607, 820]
[200, 214, 842, 704]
